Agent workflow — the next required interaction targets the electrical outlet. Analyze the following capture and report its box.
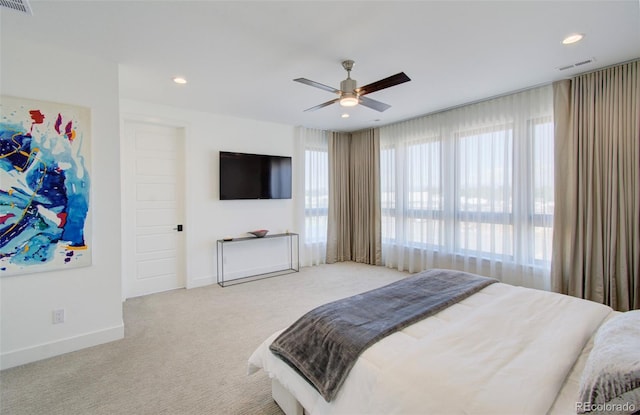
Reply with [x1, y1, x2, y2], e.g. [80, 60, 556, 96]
[52, 309, 65, 324]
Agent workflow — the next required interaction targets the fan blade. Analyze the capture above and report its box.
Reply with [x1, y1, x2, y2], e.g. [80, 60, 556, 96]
[294, 78, 340, 94]
[357, 72, 411, 96]
[304, 98, 339, 112]
[359, 96, 391, 112]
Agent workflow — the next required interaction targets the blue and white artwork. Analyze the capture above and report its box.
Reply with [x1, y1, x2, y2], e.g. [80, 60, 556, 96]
[0, 96, 91, 276]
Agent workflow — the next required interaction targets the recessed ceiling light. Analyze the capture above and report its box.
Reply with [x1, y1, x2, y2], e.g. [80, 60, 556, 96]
[562, 33, 584, 45]
[172, 77, 187, 84]
[341, 113, 350, 118]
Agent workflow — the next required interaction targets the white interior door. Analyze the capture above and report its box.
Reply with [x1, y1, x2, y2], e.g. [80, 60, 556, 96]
[123, 121, 185, 298]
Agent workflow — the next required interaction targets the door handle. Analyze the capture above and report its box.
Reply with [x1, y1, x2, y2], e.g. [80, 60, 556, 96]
[173, 224, 183, 232]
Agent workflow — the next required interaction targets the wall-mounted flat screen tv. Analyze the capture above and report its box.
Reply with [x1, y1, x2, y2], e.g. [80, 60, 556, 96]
[219, 151, 292, 200]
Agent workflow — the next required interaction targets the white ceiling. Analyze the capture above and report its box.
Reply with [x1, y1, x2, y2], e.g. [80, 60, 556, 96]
[2, 1, 639, 132]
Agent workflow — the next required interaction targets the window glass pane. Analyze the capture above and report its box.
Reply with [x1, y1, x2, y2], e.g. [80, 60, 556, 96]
[532, 118, 554, 262]
[456, 127, 513, 256]
[381, 146, 396, 242]
[407, 141, 441, 212]
[458, 222, 513, 256]
[304, 149, 328, 243]
[458, 128, 512, 214]
[533, 120, 554, 216]
[407, 217, 442, 248]
[380, 147, 395, 211]
[406, 139, 442, 247]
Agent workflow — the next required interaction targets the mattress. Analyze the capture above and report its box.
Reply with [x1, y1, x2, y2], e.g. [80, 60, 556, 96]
[249, 282, 614, 415]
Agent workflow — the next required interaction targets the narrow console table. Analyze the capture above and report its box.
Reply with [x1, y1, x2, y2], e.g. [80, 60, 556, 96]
[216, 232, 299, 287]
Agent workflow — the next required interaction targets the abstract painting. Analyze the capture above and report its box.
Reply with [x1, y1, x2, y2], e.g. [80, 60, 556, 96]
[0, 96, 91, 276]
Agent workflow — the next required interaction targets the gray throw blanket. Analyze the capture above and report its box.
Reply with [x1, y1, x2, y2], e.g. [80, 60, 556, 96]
[269, 268, 497, 402]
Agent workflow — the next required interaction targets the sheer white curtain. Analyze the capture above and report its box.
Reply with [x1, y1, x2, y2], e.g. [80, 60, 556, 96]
[295, 126, 329, 266]
[380, 86, 554, 289]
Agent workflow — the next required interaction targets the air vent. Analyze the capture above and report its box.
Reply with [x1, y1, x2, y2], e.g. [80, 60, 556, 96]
[0, 0, 32, 15]
[558, 57, 596, 71]
[574, 59, 593, 67]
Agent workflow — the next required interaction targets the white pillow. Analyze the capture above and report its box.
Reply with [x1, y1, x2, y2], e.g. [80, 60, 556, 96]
[577, 310, 640, 415]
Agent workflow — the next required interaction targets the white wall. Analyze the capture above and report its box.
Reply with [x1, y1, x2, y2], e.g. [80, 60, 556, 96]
[120, 99, 298, 290]
[0, 31, 298, 370]
[0, 37, 124, 369]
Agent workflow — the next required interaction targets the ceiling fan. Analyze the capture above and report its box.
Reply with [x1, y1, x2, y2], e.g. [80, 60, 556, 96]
[294, 60, 411, 112]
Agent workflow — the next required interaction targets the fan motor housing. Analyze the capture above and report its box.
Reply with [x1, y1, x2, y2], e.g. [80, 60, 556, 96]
[340, 78, 357, 94]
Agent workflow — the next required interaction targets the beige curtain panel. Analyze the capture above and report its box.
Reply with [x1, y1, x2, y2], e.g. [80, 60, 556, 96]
[326, 129, 382, 265]
[551, 60, 639, 311]
[327, 132, 352, 263]
[350, 129, 382, 265]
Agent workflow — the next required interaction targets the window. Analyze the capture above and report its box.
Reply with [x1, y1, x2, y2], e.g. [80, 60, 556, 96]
[380, 85, 554, 288]
[304, 148, 328, 244]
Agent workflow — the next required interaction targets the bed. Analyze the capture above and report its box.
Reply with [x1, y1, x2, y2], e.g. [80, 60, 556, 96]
[248, 269, 639, 415]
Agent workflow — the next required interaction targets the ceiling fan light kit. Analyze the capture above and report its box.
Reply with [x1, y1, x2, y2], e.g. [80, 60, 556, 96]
[295, 59, 410, 113]
[339, 93, 359, 107]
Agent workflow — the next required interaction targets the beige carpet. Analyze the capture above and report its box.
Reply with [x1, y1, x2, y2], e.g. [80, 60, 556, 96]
[0, 262, 408, 415]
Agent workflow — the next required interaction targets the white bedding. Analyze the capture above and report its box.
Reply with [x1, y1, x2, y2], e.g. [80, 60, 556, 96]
[249, 282, 614, 415]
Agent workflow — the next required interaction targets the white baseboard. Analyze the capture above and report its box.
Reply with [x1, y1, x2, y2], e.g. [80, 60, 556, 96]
[0, 323, 124, 370]
[221, 263, 293, 282]
[135, 262, 300, 292]
[189, 264, 294, 289]
[188, 275, 214, 289]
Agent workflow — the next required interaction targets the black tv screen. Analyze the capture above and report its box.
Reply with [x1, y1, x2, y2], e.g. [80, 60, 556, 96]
[219, 151, 292, 200]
